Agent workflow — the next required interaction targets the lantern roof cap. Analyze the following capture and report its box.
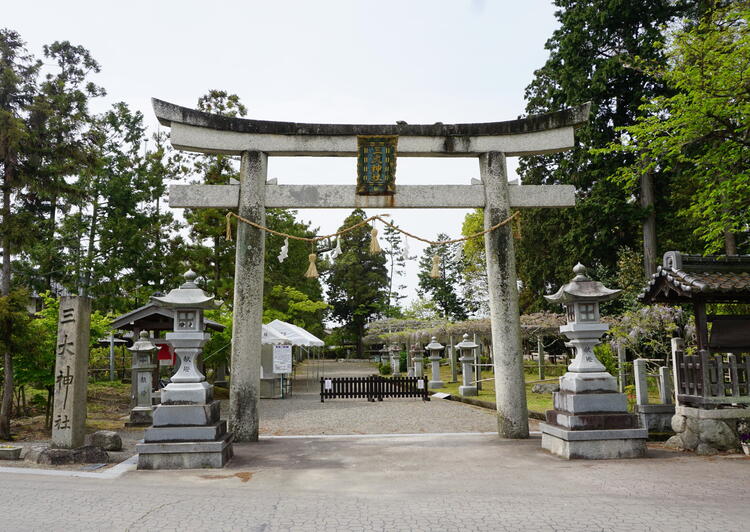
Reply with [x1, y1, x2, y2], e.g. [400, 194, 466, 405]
[426, 336, 444, 350]
[544, 263, 621, 304]
[128, 330, 157, 353]
[151, 269, 223, 309]
[455, 333, 478, 350]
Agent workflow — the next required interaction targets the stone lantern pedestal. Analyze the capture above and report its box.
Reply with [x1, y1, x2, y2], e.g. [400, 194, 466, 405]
[540, 264, 647, 459]
[426, 337, 444, 388]
[413, 347, 425, 379]
[127, 331, 157, 427]
[136, 271, 233, 469]
[456, 334, 478, 397]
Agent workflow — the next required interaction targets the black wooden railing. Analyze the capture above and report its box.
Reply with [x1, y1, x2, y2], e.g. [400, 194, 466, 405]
[675, 349, 750, 406]
[320, 376, 430, 402]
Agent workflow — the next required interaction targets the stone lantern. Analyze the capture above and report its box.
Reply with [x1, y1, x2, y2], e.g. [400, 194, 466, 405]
[136, 270, 233, 469]
[540, 263, 647, 459]
[456, 333, 479, 397]
[412, 344, 424, 378]
[127, 331, 157, 426]
[425, 336, 445, 388]
[389, 345, 400, 376]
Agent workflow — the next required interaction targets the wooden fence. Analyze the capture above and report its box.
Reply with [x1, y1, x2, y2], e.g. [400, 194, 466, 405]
[320, 376, 430, 402]
[675, 348, 750, 406]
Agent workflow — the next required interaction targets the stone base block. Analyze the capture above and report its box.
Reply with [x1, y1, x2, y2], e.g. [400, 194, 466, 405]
[559, 372, 617, 394]
[540, 423, 647, 460]
[635, 404, 675, 433]
[136, 434, 233, 470]
[145, 421, 227, 443]
[36, 445, 109, 465]
[553, 391, 627, 414]
[152, 400, 221, 427]
[428, 381, 445, 389]
[126, 407, 153, 427]
[161, 381, 213, 405]
[546, 410, 638, 431]
[459, 385, 478, 397]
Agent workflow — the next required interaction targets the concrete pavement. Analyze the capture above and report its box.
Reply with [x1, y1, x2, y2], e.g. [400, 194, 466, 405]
[2, 432, 749, 531]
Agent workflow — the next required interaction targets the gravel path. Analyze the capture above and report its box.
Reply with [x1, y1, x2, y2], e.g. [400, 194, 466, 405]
[258, 360, 502, 436]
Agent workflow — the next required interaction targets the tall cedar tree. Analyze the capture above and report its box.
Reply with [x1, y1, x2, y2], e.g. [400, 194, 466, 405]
[0, 29, 40, 439]
[326, 210, 389, 356]
[417, 233, 470, 321]
[516, 0, 699, 311]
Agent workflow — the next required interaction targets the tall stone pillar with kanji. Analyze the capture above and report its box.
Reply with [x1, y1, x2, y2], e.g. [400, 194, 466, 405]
[51, 296, 91, 449]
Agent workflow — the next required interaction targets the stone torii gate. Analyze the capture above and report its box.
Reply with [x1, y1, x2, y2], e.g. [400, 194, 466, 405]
[153, 98, 590, 442]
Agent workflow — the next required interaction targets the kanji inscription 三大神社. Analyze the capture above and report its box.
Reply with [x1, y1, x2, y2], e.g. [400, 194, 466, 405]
[51, 296, 91, 449]
[356, 136, 398, 195]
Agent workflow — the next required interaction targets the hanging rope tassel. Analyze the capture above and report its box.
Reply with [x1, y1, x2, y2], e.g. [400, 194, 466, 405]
[225, 212, 233, 242]
[304, 253, 319, 278]
[430, 255, 441, 278]
[369, 227, 381, 254]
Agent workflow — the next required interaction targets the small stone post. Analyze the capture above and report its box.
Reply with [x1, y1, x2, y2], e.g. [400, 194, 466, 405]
[51, 296, 91, 449]
[109, 332, 116, 382]
[127, 331, 157, 426]
[537, 336, 545, 381]
[390, 347, 400, 376]
[617, 343, 626, 393]
[449, 335, 457, 383]
[659, 366, 673, 405]
[426, 337, 445, 388]
[457, 334, 479, 396]
[670, 338, 684, 406]
[413, 344, 424, 378]
[634, 358, 649, 406]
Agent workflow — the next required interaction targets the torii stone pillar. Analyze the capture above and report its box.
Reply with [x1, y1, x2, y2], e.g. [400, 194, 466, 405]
[230, 151, 267, 442]
[481, 152, 529, 438]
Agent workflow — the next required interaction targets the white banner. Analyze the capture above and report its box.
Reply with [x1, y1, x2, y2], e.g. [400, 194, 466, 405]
[273, 344, 293, 374]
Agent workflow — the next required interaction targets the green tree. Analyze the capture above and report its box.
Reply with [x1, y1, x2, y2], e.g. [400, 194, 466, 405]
[0, 29, 40, 439]
[263, 285, 328, 338]
[326, 209, 389, 356]
[516, 0, 697, 310]
[603, 2, 750, 255]
[417, 233, 470, 321]
[180, 90, 246, 301]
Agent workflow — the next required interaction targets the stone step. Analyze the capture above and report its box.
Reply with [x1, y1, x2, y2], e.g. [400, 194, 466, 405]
[152, 400, 221, 427]
[553, 391, 627, 414]
[546, 410, 639, 430]
[144, 421, 227, 443]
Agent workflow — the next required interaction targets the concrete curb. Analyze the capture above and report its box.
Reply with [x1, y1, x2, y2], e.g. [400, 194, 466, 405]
[429, 389, 547, 420]
[0, 454, 137, 480]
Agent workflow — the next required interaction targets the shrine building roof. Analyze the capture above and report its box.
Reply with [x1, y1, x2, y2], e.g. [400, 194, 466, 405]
[639, 251, 750, 304]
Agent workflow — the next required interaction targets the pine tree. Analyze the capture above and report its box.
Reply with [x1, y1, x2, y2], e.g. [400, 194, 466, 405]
[417, 233, 469, 321]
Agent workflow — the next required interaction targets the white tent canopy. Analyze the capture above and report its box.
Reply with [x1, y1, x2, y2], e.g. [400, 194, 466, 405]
[261, 324, 292, 345]
[266, 320, 324, 347]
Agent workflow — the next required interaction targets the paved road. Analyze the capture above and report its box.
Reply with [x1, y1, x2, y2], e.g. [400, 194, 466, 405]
[2, 433, 749, 531]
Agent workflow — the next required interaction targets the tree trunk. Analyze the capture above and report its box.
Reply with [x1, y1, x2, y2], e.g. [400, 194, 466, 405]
[641, 168, 657, 278]
[81, 201, 99, 296]
[724, 231, 737, 256]
[0, 173, 13, 439]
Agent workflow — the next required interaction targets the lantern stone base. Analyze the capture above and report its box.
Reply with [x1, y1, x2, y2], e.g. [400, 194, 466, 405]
[541, 371, 647, 460]
[136, 433, 234, 469]
[138, 400, 233, 469]
[428, 380, 445, 389]
[459, 385, 478, 396]
[540, 424, 647, 459]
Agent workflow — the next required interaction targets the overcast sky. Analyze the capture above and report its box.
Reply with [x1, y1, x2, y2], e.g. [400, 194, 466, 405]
[6, 0, 560, 308]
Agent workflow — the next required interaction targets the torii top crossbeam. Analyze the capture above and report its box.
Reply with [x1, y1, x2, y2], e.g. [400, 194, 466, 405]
[154, 98, 589, 210]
